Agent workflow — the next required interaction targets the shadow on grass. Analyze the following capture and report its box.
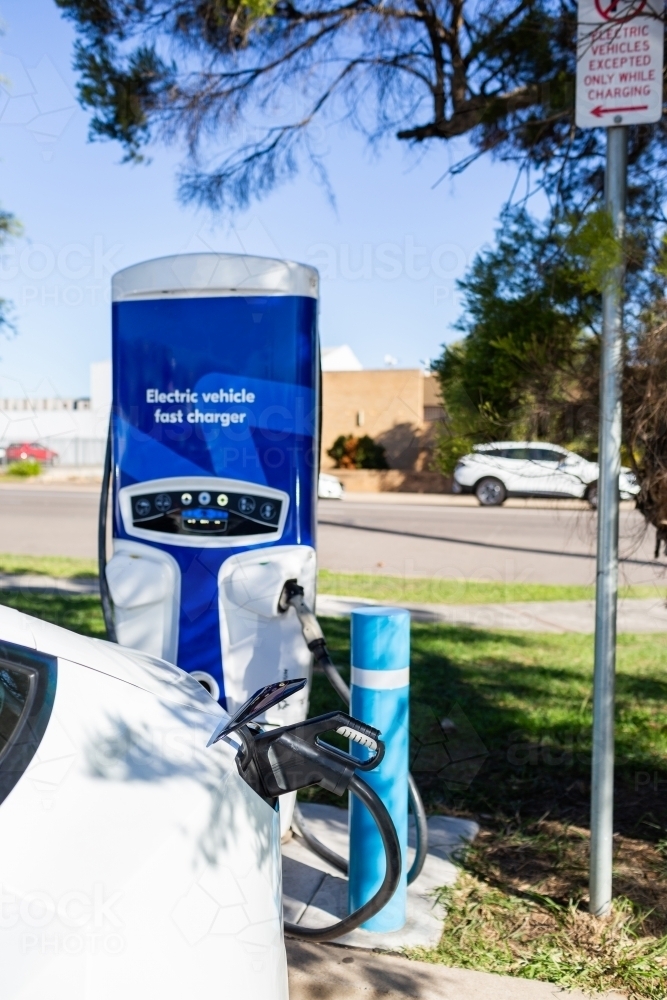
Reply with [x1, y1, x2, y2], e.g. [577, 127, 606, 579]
[311, 618, 667, 841]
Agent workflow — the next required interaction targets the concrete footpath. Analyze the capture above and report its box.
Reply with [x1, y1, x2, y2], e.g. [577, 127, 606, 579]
[0, 573, 98, 594]
[286, 939, 624, 1000]
[316, 594, 667, 633]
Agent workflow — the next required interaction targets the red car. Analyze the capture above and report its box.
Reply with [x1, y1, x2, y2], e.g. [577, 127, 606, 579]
[6, 442, 59, 465]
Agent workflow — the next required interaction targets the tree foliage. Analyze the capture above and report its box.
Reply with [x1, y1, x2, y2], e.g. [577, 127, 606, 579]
[432, 207, 667, 558]
[53, 0, 667, 215]
[0, 208, 21, 335]
[54, 0, 667, 544]
[431, 207, 612, 470]
[624, 289, 667, 546]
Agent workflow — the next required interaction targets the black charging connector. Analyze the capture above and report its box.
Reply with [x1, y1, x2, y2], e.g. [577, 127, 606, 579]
[207, 681, 402, 942]
[233, 711, 384, 803]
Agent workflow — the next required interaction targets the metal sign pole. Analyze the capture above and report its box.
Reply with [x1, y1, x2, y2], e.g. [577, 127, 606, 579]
[576, 0, 661, 919]
[589, 124, 627, 917]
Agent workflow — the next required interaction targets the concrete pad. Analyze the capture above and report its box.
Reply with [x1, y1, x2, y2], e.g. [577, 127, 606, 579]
[316, 594, 667, 633]
[286, 938, 625, 1000]
[282, 803, 478, 950]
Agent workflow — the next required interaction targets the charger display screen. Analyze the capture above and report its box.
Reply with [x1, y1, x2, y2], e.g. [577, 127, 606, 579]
[182, 508, 229, 534]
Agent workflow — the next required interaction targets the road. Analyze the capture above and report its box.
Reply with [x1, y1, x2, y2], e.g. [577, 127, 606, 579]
[0, 485, 664, 588]
[317, 497, 665, 587]
[0, 486, 101, 559]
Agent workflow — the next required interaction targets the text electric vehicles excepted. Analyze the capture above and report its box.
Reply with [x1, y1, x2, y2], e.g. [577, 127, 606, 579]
[452, 441, 640, 507]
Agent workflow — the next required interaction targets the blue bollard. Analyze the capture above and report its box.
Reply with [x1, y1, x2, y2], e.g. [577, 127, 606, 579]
[348, 606, 409, 932]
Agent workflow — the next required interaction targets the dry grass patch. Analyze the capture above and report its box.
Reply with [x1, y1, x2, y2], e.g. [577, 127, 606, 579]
[471, 821, 667, 932]
[409, 820, 667, 999]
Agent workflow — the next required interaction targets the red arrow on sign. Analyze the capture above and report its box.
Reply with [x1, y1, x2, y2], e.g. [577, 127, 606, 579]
[591, 104, 649, 117]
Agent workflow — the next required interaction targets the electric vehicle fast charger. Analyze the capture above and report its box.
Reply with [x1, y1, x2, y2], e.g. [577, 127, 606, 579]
[102, 253, 321, 837]
[0, 604, 401, 999]
[98, 250, 428, 876]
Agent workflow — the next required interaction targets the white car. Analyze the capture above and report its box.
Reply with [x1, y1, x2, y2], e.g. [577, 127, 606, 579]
[0, 604, 288, 1000]
[318, 472, 345, 499]
[453, 441, 639, 507]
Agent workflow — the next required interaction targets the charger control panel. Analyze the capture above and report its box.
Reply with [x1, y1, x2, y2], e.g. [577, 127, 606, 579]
[118, 477, 290, 548]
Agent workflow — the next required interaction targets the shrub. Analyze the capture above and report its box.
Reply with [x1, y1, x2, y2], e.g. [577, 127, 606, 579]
[6, 459, 41, 477]
[327, 434, 389, 470]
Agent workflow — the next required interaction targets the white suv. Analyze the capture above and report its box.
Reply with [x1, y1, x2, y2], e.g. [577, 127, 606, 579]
[452, 441, 639, 507]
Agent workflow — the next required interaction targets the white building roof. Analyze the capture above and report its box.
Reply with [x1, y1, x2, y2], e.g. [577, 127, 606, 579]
[321, 345, 363, 371]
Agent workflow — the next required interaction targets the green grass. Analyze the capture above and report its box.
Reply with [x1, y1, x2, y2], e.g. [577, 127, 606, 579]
[308, 619, 667, 829]
[306, 617, 667, 998]
[0, 556, 660, 605]
[413, 875, 667, 1000]
[317, 569, 661, 604]
[1, 587, 666, 996]
[0, 585, 665, 828]
[0, 554, 97, 578]
[412, 816, 667, 998]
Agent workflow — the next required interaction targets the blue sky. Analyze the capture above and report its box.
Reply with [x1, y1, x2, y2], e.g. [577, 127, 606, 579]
[0, 0, 522, 398]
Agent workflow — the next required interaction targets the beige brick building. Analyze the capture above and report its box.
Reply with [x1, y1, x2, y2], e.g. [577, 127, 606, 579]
[320, 369, 444, 472]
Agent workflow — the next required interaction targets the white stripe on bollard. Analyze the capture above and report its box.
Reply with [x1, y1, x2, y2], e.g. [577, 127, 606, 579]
[351, 665, 410, 690]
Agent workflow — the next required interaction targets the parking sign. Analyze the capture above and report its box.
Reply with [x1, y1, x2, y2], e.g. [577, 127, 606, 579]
[576, 0, 664, 127]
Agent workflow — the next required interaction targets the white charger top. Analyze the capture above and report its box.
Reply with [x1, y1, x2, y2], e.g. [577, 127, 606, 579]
[112, 252, 319, 301]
